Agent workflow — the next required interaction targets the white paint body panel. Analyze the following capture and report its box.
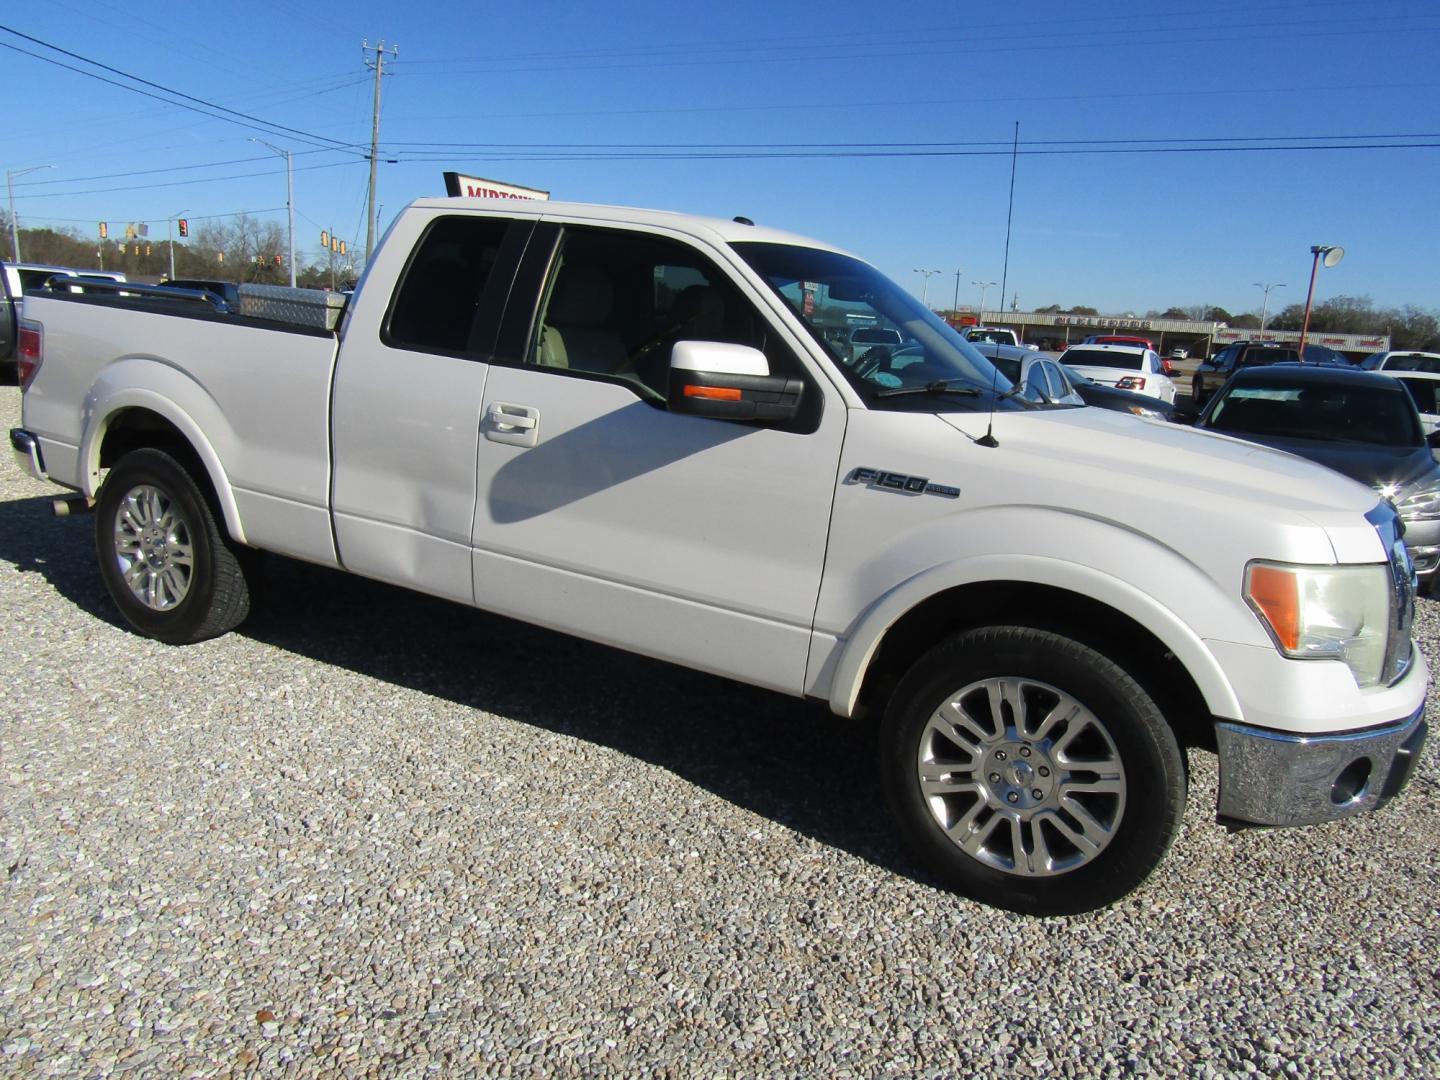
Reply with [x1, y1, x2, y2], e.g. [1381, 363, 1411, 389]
[15, 198, 1426, 744]
[471, 364, 844, 694]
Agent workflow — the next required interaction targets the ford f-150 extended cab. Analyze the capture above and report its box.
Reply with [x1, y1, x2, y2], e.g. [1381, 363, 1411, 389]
[10, 199, 1428, 915]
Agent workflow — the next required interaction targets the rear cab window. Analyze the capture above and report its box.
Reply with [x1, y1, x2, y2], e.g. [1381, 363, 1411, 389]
[383, 215, 523, 357]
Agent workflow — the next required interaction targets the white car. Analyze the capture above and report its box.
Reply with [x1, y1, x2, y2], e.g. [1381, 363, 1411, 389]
[966, 341, 1084, 405]
[1059, 343, 1177, 404]
[1361, 350, 1440, 374]
[1379, 368, 1440, 434]
[962, 325, 1039, 350]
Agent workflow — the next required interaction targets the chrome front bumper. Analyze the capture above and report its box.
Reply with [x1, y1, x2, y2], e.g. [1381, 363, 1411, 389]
[1215, 705, 1427, 827]
[10, 428, 46, 481]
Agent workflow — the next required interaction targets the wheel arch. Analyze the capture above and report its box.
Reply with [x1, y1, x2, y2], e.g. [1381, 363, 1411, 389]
[83, 389, 247, 545]
[830, 560, 1242, 749]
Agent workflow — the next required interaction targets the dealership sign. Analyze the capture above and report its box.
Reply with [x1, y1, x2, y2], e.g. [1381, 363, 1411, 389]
[1212, 327, 1389, 351]
[443, 172, 550, 200]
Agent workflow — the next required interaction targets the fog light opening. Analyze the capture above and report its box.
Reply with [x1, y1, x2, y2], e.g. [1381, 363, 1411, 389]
[1331, 757, 1373, 805]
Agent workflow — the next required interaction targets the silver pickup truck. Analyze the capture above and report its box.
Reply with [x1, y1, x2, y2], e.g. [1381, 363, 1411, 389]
[10, 198, 1428, 915]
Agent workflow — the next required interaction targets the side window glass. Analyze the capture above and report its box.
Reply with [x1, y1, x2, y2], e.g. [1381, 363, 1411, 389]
[531, 227, 799, 403]
[1042, 362, 1066, 399]
[1023, 364, 1048, 402]
[386, 216, 510, 354]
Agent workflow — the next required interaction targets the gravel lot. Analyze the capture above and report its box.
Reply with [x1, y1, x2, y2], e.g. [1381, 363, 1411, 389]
[1, 382, 1437, 1078]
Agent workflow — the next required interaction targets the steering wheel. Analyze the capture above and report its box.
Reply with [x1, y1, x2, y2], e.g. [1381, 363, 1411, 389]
[855, 346, 893, 380]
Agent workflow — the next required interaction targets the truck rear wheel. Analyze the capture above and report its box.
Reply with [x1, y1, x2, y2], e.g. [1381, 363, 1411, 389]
[95, 448, 255, 644]
[880, 626, 1186, 915]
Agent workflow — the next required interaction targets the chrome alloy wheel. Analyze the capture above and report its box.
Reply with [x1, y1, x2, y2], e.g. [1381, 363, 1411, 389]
[916, 677, 1127, 877]
[112, 484, 195, 611]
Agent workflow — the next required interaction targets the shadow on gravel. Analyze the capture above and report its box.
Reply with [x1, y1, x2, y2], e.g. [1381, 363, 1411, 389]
[0, 493, 914, 883]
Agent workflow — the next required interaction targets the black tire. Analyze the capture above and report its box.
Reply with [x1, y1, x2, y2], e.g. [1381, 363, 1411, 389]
[880, 626, 1186, 916]
[1190, 376, 1206, 407]
[95, 448, 255, 644]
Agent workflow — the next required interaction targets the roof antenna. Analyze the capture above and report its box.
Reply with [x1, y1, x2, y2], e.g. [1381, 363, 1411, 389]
[733, 215, 754, 226]
[977, 362, 1001, 449]
[975, 120, 1020, 450]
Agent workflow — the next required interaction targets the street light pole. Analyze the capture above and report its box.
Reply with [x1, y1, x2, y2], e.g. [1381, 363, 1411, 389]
[167, 209, 189, 281]
[1298, 245, 1344, 356]
[913, 268, 942, 308]
[952, 268, 963, 318]
[1252, 281, 1286, 335]
[249, 139, 296, 287]
[972, 280, 997, 322]
[6, 164, 55, 263]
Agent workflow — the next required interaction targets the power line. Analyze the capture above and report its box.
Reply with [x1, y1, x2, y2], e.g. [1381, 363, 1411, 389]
[0, 24, 367, 154]
[28, 207, 286, 225]
[14, 160, 364, 201]
[382, 132, 1440, 151]
[389, 141, 1440, 163]
[11, 149, 346, 189]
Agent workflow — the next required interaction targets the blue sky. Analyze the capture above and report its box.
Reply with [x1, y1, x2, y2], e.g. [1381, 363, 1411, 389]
[4, 0, 1438, 316]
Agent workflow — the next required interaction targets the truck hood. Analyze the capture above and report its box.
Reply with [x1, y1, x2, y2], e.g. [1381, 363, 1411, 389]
[938, 404, 1378, 520]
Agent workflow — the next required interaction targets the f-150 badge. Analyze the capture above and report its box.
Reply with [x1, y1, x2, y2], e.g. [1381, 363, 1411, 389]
[845, 467, 959, 499]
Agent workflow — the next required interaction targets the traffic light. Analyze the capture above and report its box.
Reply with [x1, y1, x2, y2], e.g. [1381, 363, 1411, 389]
[274, 254, 282, 265]
[339, 240, 347, 256]
[98, 222, 108, 239]
[145, 244, 152, 256]
[320, 230, 329, 248]
[178, 218, 189, 238]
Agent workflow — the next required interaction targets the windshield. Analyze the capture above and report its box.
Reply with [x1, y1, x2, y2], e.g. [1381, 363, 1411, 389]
[1207, 380, 1423, 447]
[967, 329, 1013, 344]
[1386, 354, 1440, 374]
[732, 242, 1028, 412]
[1062, 348, 1145, 370]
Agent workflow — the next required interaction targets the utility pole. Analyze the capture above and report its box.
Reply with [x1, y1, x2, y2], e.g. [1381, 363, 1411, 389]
[1253, 281, 1285, 335]
[952, 269, 963, 318]
[363, 39, 397, 264]
[913, 268, 942, 308]
[251, 139, 296, 287]
[6, 164, 55, 262]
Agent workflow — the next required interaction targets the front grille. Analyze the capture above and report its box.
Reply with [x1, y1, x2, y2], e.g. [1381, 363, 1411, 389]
[1368, 502, 1415, 685]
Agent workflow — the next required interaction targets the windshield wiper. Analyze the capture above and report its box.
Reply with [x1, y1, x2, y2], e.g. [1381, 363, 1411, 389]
[874, 378, 984, 399]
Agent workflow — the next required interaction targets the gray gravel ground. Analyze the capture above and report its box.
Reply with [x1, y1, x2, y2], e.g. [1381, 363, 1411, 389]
[1, 382, 1437, 1078]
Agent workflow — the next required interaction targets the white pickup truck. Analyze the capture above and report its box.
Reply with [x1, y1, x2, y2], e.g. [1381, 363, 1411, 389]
[10, 199, 1428, 915]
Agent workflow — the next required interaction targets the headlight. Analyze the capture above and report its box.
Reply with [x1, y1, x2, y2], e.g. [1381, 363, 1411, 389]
[1124, 403, 1165, 418]
[1393, 476, 1440, 522]
[1243, 562, 1391, 687]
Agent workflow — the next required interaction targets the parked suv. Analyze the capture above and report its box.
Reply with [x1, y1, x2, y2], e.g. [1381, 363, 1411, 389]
[1191, 340, 1344, 407]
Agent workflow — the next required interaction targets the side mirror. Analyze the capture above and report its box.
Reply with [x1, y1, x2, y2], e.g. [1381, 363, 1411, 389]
[668, 340, 803, 422]
[1171, 403, 1201, 426]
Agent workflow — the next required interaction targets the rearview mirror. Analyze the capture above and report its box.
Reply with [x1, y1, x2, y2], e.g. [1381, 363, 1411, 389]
[668, 340, 803, 423]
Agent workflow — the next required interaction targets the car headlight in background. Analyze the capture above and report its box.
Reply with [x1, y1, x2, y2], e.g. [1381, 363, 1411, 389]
[1244, 562, 1391, 688]
[1392, 475, 1440, 522]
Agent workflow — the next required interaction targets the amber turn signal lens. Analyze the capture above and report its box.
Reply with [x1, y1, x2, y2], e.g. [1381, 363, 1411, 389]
[1246, 564, 1300, 651]
[683, 385, 742, 401]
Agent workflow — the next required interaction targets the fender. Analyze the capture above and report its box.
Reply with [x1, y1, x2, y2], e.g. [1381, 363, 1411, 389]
[823, 551, 1247, 723]
[79, 359, 247, 545]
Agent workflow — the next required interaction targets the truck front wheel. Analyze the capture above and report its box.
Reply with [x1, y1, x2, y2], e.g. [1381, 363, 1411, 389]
[95, 448, 255, 644]
[880, 626, 1186, 915]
